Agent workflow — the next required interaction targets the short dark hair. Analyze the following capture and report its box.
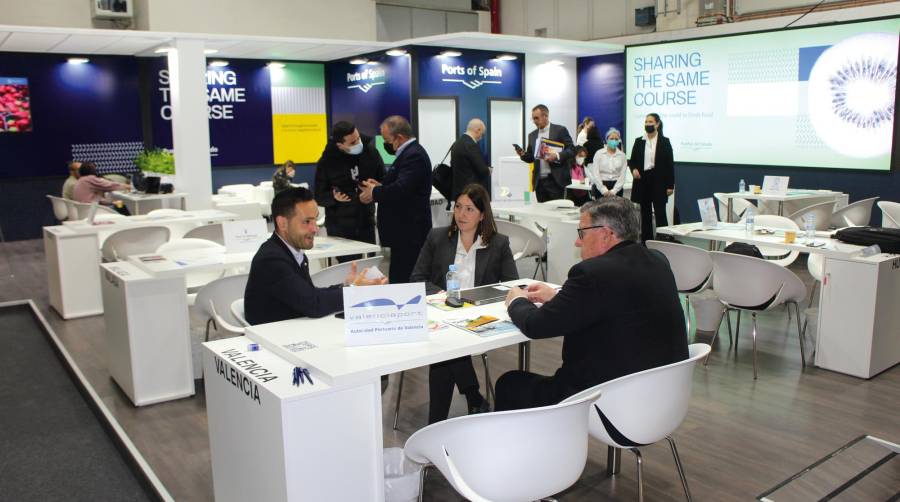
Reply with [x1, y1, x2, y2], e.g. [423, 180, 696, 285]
[331, 121, 356, 144]
[450, 184, 497, 245]
[532, 104, 549, 115]
[381, 115, 412, 138]
[271, 186, 315, 221]
[574, 146, 588, 156]
[78, 162, 97, 177]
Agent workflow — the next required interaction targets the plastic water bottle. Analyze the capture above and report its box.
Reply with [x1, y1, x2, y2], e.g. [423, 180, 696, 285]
[804, 213, 816, 243]
[739, 179, 746, 193]
[744, 207, 755, 236]
[446, 264, 461, 302]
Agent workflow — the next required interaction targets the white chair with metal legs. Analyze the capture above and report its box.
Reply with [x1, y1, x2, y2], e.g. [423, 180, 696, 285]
[47, 195, 70, 222]
[803, 253, 825, 343]
[230, 298, 248, 327]
[645, 240, 713, 336]
[194, 274, 249, 342]
[562, 343, 711, 502]
[71, 200, 118, 219]
[714, 193, 755, 222]
[788, 201, 836, 231]
[829, 197, 879, 228]
[538, 198, 575, 209]
[100, 226, 171, 262]
[495, 219, 546, 280]
[184, 223, 225, 245]
[404, 388, 602, 502]
[707, 251, 808, 379]
[309, 256, 383, 287]
[752, 214, 801, 267]
[878, 201, 900, 228]
[147, 208, 185, 217]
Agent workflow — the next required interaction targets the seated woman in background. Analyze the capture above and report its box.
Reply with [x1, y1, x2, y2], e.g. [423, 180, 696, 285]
[589, 127, 628, 199]
[410, 183, 518, 423]
[72, 162, 131, 215]
[272, 160, 295, 194]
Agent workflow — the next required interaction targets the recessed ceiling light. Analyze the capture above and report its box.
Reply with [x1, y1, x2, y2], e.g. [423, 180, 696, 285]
[496, 54, 517, 61]
[154, 47, 174, 54]
[365, 60, 380, 65]
[208, 60, 229, 67]
[204, 49, 218, 55]
[67, 57, 89, 64]
[545, 59, 564, 66]
[267, 62, 286, 69]
[386, 49, 407, 57]
[349, 57, 368, 65]
[440, 50, 462, 57]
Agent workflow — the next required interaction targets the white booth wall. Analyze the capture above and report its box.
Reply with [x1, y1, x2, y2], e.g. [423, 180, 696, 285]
[524, 54, 578, 137]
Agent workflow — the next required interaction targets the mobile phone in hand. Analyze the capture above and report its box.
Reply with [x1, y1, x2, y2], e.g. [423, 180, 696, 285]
[513, 144, 523, 152]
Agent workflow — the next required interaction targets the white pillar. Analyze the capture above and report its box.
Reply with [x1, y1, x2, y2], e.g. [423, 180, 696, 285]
[168, 39, 212, 210]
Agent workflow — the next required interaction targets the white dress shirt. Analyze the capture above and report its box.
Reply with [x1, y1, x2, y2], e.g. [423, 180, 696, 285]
[453, 234, 484, 290]
[535, 127, 550, 177]
[575, 130, 588, 146]
[276, 234, 306, 270]
[643, 134, 657, 172]
[589, 148, 628, 196]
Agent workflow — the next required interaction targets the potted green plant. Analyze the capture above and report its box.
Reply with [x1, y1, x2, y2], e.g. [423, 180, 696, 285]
[134, 147, 175, 186]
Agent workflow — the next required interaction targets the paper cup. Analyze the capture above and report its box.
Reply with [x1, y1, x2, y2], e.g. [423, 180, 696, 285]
[784, 230, 796, 243]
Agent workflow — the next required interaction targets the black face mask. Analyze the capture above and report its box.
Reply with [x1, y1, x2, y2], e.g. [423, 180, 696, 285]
[644, 124, 656, 134]
[383, 140, 396, 155]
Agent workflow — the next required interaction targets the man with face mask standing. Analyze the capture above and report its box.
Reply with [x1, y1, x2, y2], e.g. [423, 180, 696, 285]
[515, 104, 575, 202]
[360, 116, 432, 283]
[450, 118, 491, 200]
[315, 121, 385, 262]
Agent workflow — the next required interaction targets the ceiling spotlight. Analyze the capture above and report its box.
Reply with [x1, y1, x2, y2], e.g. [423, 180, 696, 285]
[67, 57, 89, 64]
[496, 54, 517, 61]
[386, 49, 407, 57]
[545, 59, 565, 66]
[204, 49, 219, 55]
[154, 47, 174, 54]
[267, 62, 286, 69]
[365, 60, 380, 65]
[349, 57, 368, 65]
[440, 50, 462, 57]
[208, 60, 229, 67]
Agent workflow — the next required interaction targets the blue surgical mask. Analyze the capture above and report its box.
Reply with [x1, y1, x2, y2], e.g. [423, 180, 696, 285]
[607, 139, 619, 149]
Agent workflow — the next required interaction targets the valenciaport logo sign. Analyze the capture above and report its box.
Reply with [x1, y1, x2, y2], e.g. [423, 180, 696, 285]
[346, 67, 386, 93]
[440, 63, 503, 89]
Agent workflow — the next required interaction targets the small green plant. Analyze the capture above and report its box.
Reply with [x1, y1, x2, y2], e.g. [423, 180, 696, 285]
[134, 148, 175, 175]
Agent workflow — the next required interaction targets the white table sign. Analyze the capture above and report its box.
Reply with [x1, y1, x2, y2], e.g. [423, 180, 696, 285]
[222, 219, 268, 253]
[343, 283, 428, 346]
[698, 197, 718, 229]
[762, 175, 790, 195]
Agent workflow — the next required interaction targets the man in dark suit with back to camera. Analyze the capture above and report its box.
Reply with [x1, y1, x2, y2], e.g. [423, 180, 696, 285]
[495, 197, 689, 411]
[450, 118, 491, 200]
[244, 187, 386, 326]
[360, 116, 433, 283]
[515, 104, 575, 202]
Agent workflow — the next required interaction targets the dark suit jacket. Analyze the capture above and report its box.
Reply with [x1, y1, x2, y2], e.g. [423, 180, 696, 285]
[450, 134, 491, 200]
[314, 134, 385, 229]
[628, 135, 674, 203]
[373, 140, 433, 247]
[520, 123, 575, 190]
[244, 235, 343, 325]
[507, 240, 688, 393]
[410, 227, 518, 294]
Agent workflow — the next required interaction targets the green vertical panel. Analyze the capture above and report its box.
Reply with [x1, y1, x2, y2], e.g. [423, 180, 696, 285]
[278, 63, 325, 88]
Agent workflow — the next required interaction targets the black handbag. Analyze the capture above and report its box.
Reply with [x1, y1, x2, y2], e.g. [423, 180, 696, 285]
[431, 147, 453, 209]
[833, 226, 900, 253]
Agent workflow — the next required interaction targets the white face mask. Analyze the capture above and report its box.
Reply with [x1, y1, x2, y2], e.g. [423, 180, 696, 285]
[347, 142, 364, 155]
[575, 157, 585, 165]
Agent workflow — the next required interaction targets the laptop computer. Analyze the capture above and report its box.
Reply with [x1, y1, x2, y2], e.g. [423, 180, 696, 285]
[460, 284, 527, 306]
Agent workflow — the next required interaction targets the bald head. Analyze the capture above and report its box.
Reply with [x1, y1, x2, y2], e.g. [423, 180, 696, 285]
[466, 118, 485, 141]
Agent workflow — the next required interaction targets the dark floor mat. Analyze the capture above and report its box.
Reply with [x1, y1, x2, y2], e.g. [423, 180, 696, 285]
[0, 304, 157, 501]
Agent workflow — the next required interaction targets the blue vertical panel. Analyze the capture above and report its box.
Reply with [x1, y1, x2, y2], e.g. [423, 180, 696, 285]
[327, 56, 412, 138]
[577, 53, 625, 146]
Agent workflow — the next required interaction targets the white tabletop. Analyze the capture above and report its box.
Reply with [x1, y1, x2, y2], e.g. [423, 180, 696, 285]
[718, 189, 843, 202]
[112, 191, 187, 201]
[244, 279, 546, 387]
[47, 209, 238, 237]
[492, 203, 580, 221]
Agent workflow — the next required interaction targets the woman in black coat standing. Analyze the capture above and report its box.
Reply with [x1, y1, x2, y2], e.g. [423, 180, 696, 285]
[628, 113, 674, 242]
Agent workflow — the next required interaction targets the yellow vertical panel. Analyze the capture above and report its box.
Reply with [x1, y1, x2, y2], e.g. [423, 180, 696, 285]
[272, 113, 327, 164]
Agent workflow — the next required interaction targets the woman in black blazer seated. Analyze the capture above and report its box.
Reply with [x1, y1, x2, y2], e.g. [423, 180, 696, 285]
[410, 183, 518, 423]
[629, 113, 675, 242]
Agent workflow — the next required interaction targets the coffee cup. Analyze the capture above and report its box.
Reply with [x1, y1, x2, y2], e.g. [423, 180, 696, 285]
[784, 230, 797, 243]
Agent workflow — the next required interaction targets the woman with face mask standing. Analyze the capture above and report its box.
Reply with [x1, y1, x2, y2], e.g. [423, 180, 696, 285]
[628, 113, 674, 242]
[589, 127, 628, 200]
[314, 121, 386, 261]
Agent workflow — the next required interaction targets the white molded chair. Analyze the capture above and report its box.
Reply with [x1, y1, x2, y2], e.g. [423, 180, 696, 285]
[47, 195, 69, 222]
[829, 197, 878, 228]
[538, 198, 575, 209]
[195, 274, 249, 340]
[156, 239, 227, 295]
[646, 241, 713, 335]
[64, 199, 79, 220]
[804, 253, 825, 341]
[309, 256, 383, 288]
[259, 180, 273, 188]
[316, 205, 326, 228]
[100, 226, 171, 262]
[495, 219, 546, 280]
[147, 208, 185, 217]
[219, 184, 255, 196]
[231, 298, 248, 327]
[714, 193, 755, 222]
[708, 251, 807, 379]
[788, 201, 836, 231]
[752, 214, 801, 267]
[563, 343, 711, 502]
[72, 200, 118, 219]
[184, 223, 225, 245]
[404, 388, 602, 502]
[878, 201, 900, 228]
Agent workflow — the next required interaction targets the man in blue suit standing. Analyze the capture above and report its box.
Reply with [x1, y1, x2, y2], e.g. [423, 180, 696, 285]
[360, 116, 433, 283]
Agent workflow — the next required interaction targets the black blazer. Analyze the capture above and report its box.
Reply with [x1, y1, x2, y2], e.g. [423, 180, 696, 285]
[373, 140, 433, 247]
[520, 123, 575, 191]
[450, 134, 491, 200]
[507, 240, 689, 393]
[410, 227, 518, 294]
[314, 135, 385, 228]
[244, 235, 343, 325]
[628, 135, 674, 203]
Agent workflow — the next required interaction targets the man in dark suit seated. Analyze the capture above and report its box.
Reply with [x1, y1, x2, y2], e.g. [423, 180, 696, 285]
[450, 118, 491, 200]
[244, 187, 386, 326]
[495, 197, 689, 411]
[515, 104, 575, 202]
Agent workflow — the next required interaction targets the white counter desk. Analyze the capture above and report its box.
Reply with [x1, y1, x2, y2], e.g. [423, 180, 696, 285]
[718, 189, 844, 222]
[203, 281, 540, 502]
[658, 223, 900, 379]
[44, 209, 239, 320]
[98, 236, 381, 407]
[111, 190, 187, 214]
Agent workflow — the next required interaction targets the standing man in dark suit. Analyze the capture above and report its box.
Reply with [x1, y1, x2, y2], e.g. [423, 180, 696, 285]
[515, 104, 575, 202]
[495, 197, 688, 411]
[450, 118, 491, 200]
[360, 116, 432, 283]
[243, 187, 386, 325]
[629, 113, 675, 242]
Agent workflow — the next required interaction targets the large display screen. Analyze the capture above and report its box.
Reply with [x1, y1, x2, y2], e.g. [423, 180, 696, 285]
[625, 18, 899, 170]
[0, 77, 32, 133]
